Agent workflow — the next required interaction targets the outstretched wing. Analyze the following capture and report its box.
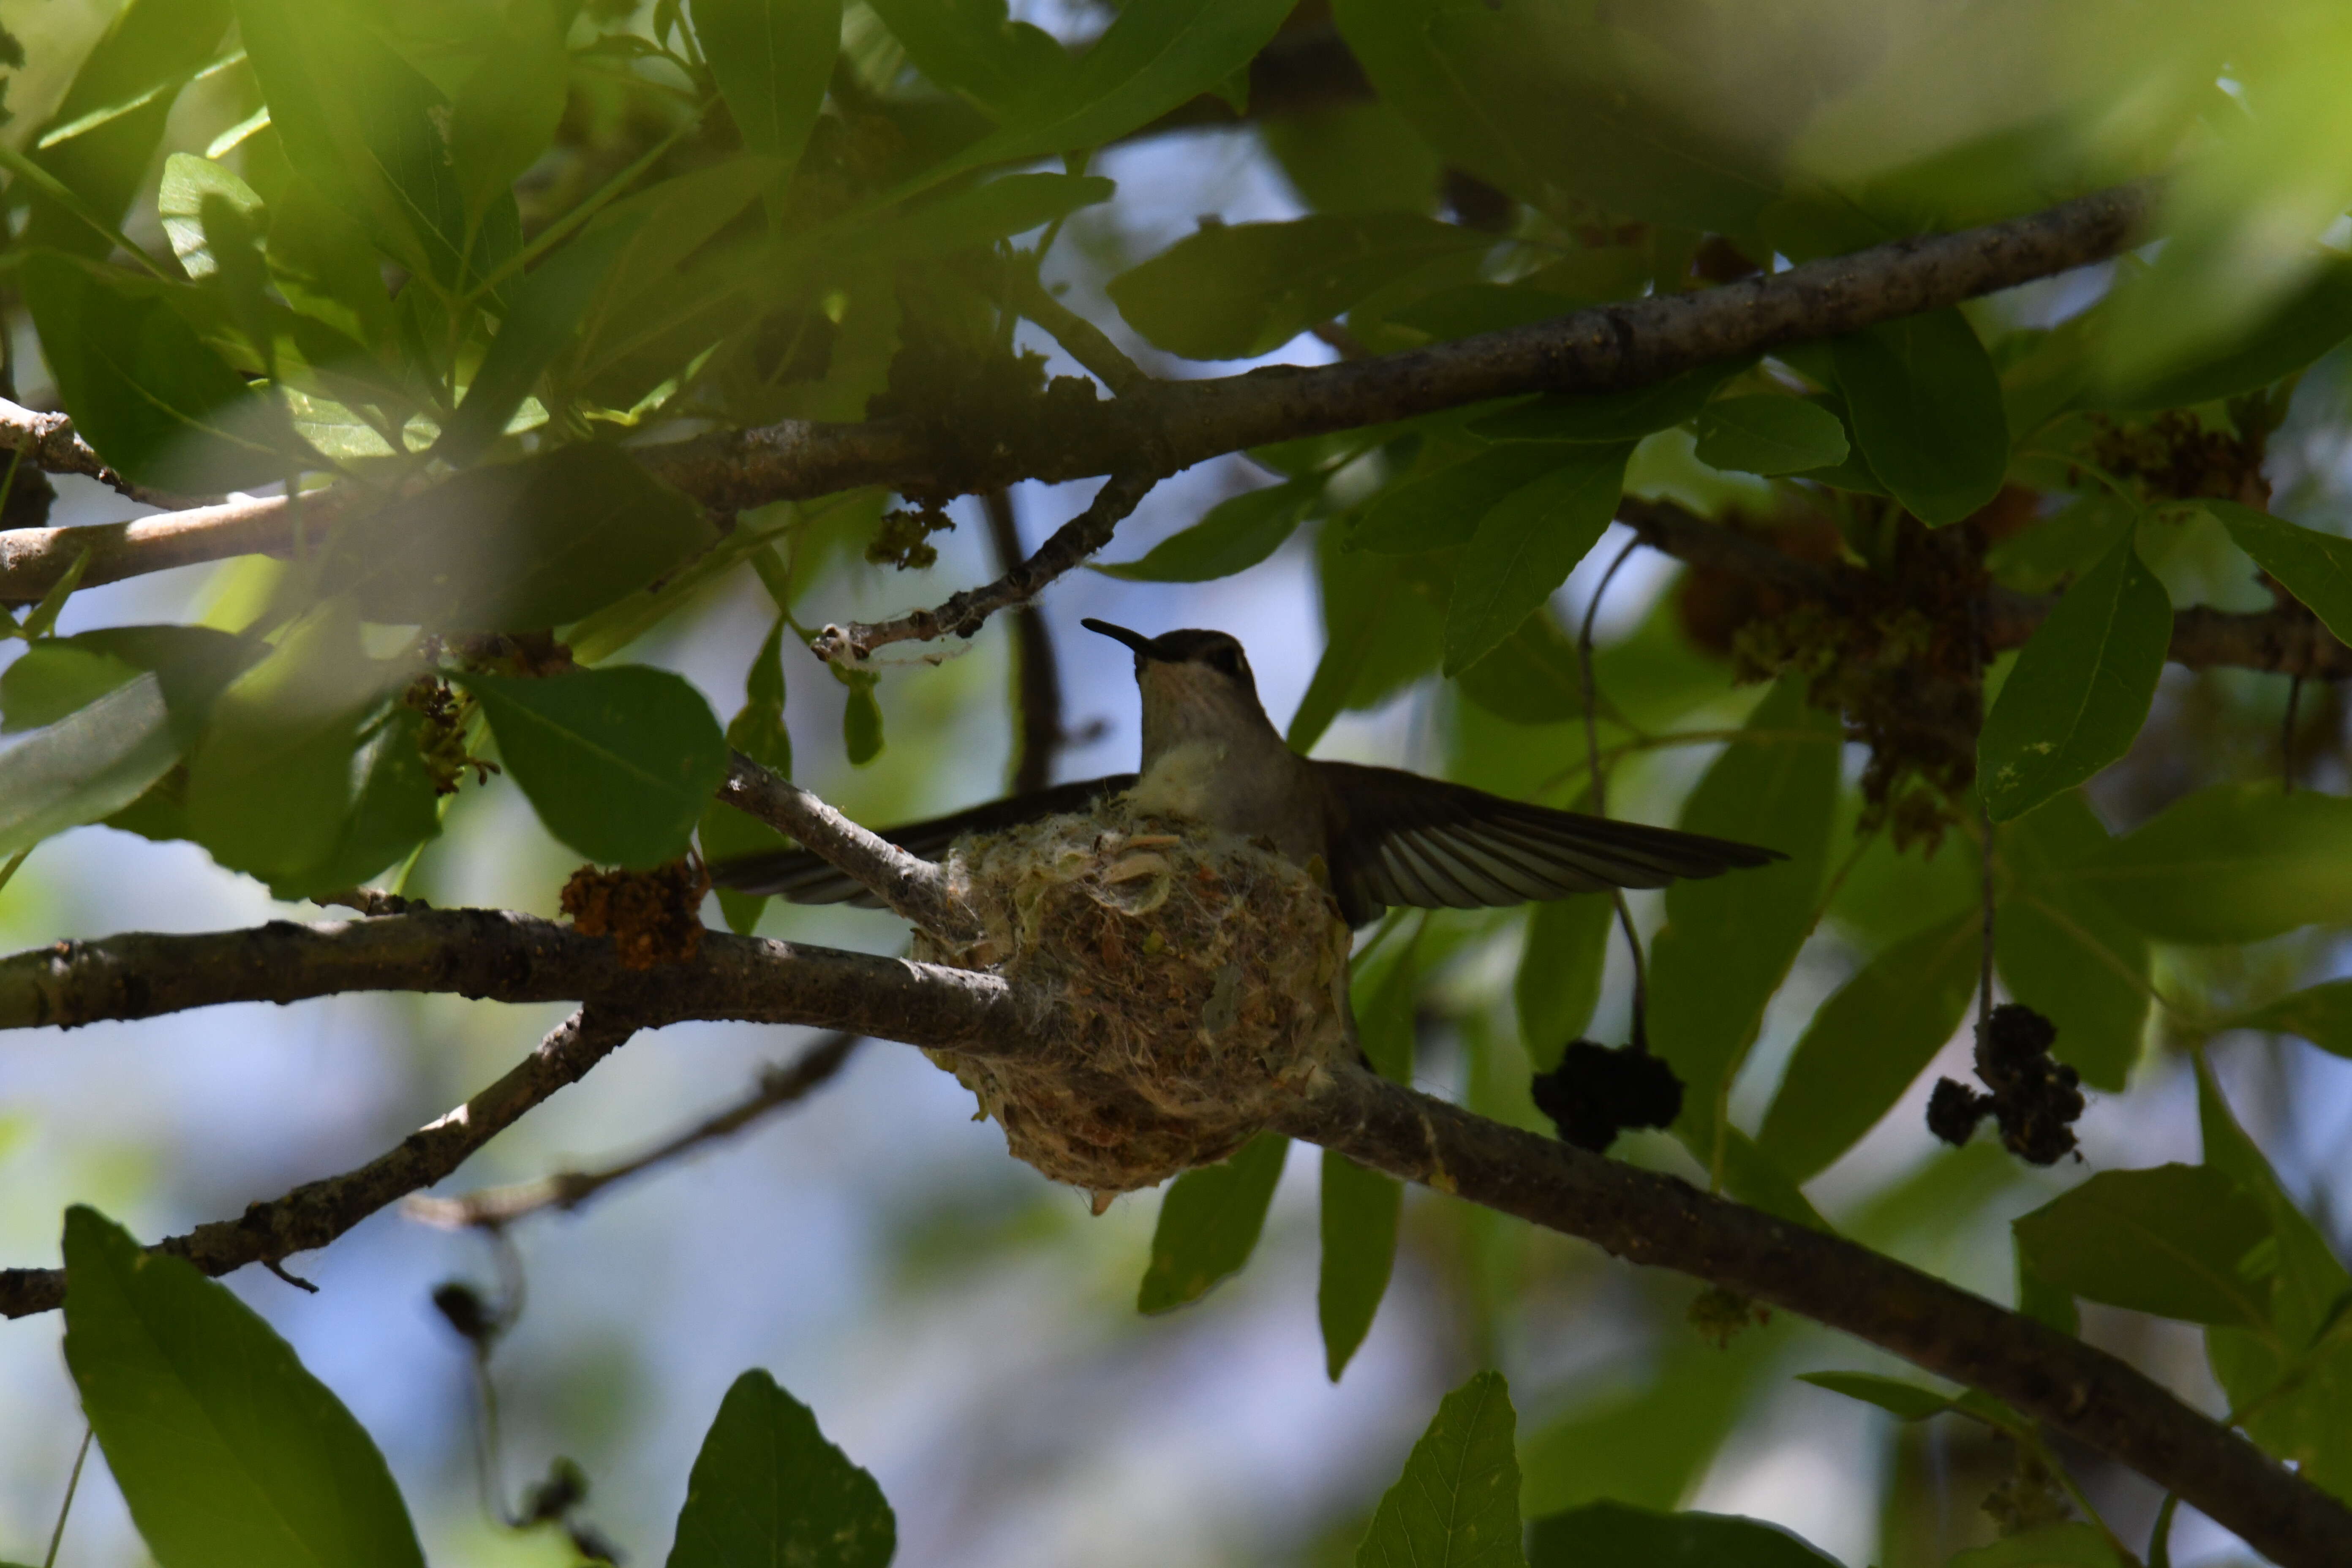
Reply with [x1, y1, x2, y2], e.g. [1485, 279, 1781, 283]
[707, 774, 1138, 906]
[1318, 762, 1783, 923]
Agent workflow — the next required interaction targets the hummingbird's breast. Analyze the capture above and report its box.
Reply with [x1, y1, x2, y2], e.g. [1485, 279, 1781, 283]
[1125, 737, 1327, 865]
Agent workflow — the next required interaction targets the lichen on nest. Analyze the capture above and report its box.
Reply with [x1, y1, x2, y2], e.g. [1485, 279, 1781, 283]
[911, 799, 1356, 1205]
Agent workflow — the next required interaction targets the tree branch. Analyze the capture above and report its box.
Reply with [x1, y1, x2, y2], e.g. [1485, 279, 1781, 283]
[403, 1031, 861, 1230]
[0, 397, 210, 511]
[1622, 496, 2352, 681]
[1276, 1066, 2352, 1568]
[812, 468, 1163, 662]
[716, 753, 981, 941]
[981, 488, 1072, 795]
[0, 1004, 642, 1319]
[2, 185, 2155, 605]
[0, 906, 1024, 1043]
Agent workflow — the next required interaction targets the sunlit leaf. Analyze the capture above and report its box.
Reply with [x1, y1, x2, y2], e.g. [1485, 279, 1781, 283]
[438, 217, 640, 464]
[459, 665, 729, 868]
[1137, 1132, 1288, 1314]
[448, 0, 569, 220]
[1978, 523, 2170, 822]
[1357, 1369, 1525, 1568]
[667, 1369, 895, 1568]
[2013, 1163, 2273, 1328]
[158, 152, 264, 279]
[62, 1206, 425, 1568]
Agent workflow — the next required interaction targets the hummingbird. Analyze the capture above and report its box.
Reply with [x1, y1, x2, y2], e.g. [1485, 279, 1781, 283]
[710, 620, 1781, 924]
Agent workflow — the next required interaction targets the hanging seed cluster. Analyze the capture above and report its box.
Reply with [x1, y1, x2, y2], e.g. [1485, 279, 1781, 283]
[912, 801, 1356, 1206]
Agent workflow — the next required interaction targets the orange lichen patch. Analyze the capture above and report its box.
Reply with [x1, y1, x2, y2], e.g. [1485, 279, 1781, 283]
[913, 802, 1356, 1198]
[561, 856, 712, 970]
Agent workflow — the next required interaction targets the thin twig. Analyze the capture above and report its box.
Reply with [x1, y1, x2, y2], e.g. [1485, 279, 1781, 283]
[0, 397, 210, 510]
[0, 1006, 643, 1318]
[41, 1427, 91, 1568]
[2284, 671, 2304, 795]
[980, 488, 1069, 795]
[716, 753, 982, 941]
[406, 1032, 862, 1229]
[1578, 537, 1642, 817]
[813, 468, 1163, 663]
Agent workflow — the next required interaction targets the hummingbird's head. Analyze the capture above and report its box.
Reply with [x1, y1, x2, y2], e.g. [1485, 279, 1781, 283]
[1081, 619, 1271, 757]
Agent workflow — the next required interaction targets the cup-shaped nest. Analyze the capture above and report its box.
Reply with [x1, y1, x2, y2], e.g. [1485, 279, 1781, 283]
[912, 801, 1356, 1201]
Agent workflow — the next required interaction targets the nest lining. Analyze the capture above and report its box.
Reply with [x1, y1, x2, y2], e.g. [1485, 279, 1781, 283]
[912, 800, 1356, 1201]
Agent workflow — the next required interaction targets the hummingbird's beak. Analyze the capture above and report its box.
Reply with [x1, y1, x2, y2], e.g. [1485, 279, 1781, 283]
[1081, 618, 1160, 659]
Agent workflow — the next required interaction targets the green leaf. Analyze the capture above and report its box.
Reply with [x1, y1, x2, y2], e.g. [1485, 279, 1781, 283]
[233, 0, 475, 291]
[17, 546, 93, 643]
[565, 158, 784, 387]
[1356, 1369, 1524, 1568]
[275, 706, 444, 897]
[2066, 782, 2352, 945]
[1978, 523, 2170, 822]
[1795, 1370, 1962, 1424]
[666, 1368, 895, 1568]
[1693, 395, 1851, 476]
[842, 172, 1115, 265]
[181, 602, 397, 887]
[2233, 980, 2352, 1058]
[690, 0, 841, 175]
[944, 0, 1294, 168]
[1718, 1128, 1833, 1233]
[2209, 500, 2352, 648]
[158, 152, 265, 279]
[1994, 792, 2148, 1091]
[1288, 528, 1447, 753]
[1353, 934, 1419, 1086]
[841, 672, 884, 766]
[448, 0, 569, 220]
[1443, 443, 1633, 675]
[2099, 259, 2352, 412]
[1319, 1150, 1401, 1382]
[0, 674, 182, 859]
[1107, 213, 1491, 360]
[1757, 910, 1980, 1181]
[1515, 896, 1612, 1072]
[1829, 310, 2008, 526]
[1525, 1500, 1842, 1568]
[1647, 676, 1840, 1160]
[458, 665, 729, 868]
[1468, 362, 1744, 446]
[2197, 1059, 2349, 1349]
[863, 0, 1073, 115]
[19, 253, 294, 493]
[438, 219, 639, 465]
[61, 1205, 425, 1568]
[2013, 1164, 2273, 1328]
[0, 643, 141, 733]
[323, 445, 717, 631]
[1136, 1132, 1288, 1314]
[19, 0, 232, 259]
[1329, 0, 1777, 231]
[1354, 444, 1584, 555]
[1943, 1523, 2126, 1568]
[1097, 478, 1318, 582]
[267, 177, 398, 354]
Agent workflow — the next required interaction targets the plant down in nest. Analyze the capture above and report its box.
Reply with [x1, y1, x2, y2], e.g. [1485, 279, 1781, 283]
[912, 800, 1357, 1209]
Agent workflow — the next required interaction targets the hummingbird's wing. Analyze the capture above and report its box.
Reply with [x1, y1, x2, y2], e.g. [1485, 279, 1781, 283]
[1316, 761, 1784, 922]
[707, 774, 1140, 905]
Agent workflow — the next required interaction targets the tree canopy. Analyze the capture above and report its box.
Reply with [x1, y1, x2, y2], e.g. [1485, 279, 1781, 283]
[5, 1, 2352, 1565]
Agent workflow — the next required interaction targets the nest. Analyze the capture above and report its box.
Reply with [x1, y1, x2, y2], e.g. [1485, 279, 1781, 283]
[912, 800, 1356, 1205]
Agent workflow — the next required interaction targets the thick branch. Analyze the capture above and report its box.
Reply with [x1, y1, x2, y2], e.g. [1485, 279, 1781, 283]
[0, 906, 1023, 1044]
[812, 468, 1162, 662]
[1276, 1067, 2352, 1568]
[0, 1004, 640, 1318]
[405, 1031, 861, 1229]
[716, 754, 981, 941]
[0, 397, 207, 511]
[3, 185, 2154, 605]
[1623, 497, 2352, 682]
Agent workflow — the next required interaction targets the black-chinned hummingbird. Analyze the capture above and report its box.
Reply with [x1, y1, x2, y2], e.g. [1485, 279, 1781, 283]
[711, 620, 1781, 924]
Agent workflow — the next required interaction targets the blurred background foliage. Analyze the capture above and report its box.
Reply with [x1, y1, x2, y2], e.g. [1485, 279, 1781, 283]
[4, 0, 2352, 1563]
